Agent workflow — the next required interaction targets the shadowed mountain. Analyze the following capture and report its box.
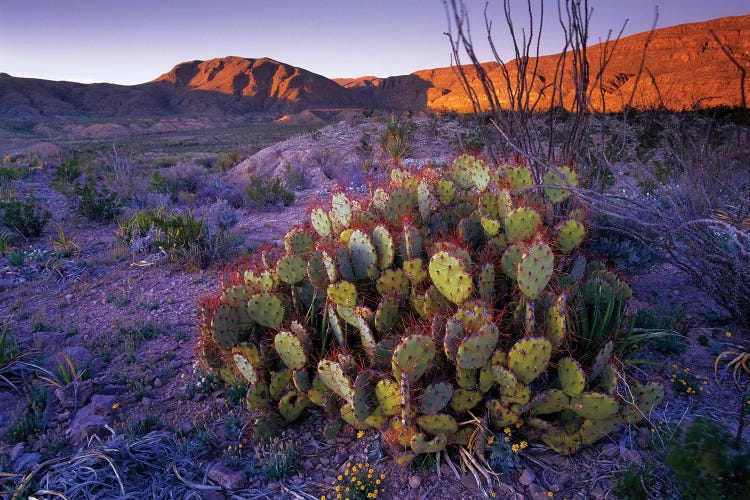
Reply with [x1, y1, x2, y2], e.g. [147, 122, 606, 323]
[0, 15, 748, 120]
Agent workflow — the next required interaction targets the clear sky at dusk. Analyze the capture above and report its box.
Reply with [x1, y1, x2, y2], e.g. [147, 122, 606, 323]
[1, 0, 748, 85]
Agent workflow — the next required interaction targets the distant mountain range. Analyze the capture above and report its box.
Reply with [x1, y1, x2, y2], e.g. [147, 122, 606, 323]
[1, 14, 748, 120]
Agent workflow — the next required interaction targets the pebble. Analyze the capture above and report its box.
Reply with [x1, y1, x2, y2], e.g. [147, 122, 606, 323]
[153, 378, 162, 388]
[267, 482, 280, 491]
[519, 469, 536, 486]
[319, 457, 330, 465]
[601, 443, 620, 458]
[302, 459, 314, 471]
[408, 475, 421, 488]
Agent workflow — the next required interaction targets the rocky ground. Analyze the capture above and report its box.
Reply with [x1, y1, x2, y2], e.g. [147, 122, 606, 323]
[0, 115, 748, 499]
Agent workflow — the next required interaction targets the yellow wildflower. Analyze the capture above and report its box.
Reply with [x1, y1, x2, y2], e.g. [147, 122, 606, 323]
[357, 430, 365, 439]
[503, 427, 511, 435]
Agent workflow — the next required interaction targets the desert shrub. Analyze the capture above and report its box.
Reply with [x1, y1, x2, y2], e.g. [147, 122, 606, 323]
[149, 171, 176, 196]
[379, 115, 415, 163]
[614, 463, 661, 500]
[283, 163, 309, 191]
[583, 220, 662, 270]
[205, 199, 238, 232]
[245, 176, 295, 210]
[258, 438, 299, 481]
[0, 195, 51, 237]
[7, 386, 47, 444]
[218, 151, 242, 171]
[54, 159, 82, 184]
[197, 156, 664, 463]
[163, 162, 204, 194]
[666, 417, 750, 499]
[74, 178, 121, 223]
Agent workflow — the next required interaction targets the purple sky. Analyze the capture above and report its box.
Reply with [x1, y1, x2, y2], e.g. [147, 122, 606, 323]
[1, 0, 747, 85]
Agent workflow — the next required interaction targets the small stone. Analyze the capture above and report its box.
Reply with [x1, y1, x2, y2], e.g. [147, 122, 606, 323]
[207, 464, 247, 490]
[141, 397, 153, 408]
[153, 378, 162, 388]
[267, 482, 281, 491]
[601, 443, 620, 458]
[590, 486, 606, 499]
[169, 360, 183, 370]
[528, 483, 550, 500]
[319, 457, 330, 465]
[10, 443, 25, 461]
[302, 459, 314, 471]
[408, 475, 421, 488]
[519, 469, 536, 486]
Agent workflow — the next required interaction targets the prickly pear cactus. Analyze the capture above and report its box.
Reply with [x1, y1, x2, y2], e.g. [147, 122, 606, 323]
[197, 153, 659, 462]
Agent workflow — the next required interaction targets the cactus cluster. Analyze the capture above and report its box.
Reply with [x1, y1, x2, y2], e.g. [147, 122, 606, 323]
[197, 154, 662, 462]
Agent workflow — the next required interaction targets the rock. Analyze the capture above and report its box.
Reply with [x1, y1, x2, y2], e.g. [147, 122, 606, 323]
[169, 360, 183, 370]
[10, 443, 25, 461]
[153, 378, 162, 388]
[409, 475, 421, 488]
[601, 443, 620, 459]
[528, 483, 551, 500]
[302, 459, 314, 471]
[460, 473, 480, 492]
[55, 379, 95, 409]
[66, 394, 117, 445]
[590, 486, 606, 499]
[207, 464, 247, 490]
[99, 384, 128, 395]
[267, 482, 281, 491]
[13, 452, 42, 474]
[200, 491, 225, 500]
[319, 457, 330, 465]
[519, 469, 536, 486]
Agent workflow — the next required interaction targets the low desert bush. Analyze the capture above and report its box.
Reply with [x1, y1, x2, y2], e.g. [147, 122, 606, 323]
[0, 195, 51, 237]
[74, 178, 121, 223]
[245, 176, 295, 210]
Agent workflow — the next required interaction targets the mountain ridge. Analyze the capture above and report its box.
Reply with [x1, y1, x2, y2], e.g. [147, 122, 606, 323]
[1, 14, 748, 119]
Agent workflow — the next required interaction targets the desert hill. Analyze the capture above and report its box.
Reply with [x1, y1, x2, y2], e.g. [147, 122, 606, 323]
[0, 14, 748, 120]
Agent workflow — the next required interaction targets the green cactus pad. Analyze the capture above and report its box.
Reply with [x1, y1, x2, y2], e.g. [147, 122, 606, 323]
[306, 251, 328, 288]
[329, 192, 353, 233]
[373, 336, 399, 370]
[443, 318, 464, 361]
[504, 207, 541, 243]
[508, 337, 552, 385]
[417, 180, 434, 221]
[456, 368, 478, 390]
[543, 166, 578, 204]
[276, 254, 307, 285]
[339, 404, 368, 431]
[479, 361, 495, 393]
[326, 281, 357, 308]
[400, 225, 423, 261]
[532, 389, 571, 414]
[232, 344, 262, 385]
[220, 285, 253, 308]
[246, 293, 284, 330]
[502, 166, 533, 193]
[478, 262, 496, 302]
[307, 376, 331, 407]
[392, 334, 435, 384]
[545, 294, 566, 348]
[558, 357, 586, 397]
[278, 391, 311, 422]
[310, 207, 332, 238]
[417, 414, 458, 436]
[352, 371, 377, 420]
[429, 251, 474, 305]
[420, 382, 454, 415]
[376, 268, 410, 298]
[555, 219, 585, 254]
[246, 382, 271, 410]
[597, 365, 618, 395]
[375, 378, 401, 416]
[375, 297, 401, 333]
[450, 388, 482, 413]
[372, 225, 394, 270]
[626, 382, 665, 422]
[541, 427, 582, 454]
[211, 303, 242, 350]
[579, 416, 621, 445]
[487, 399, 521, 428]
[456, 323, 499, 370]
[326, 305, 345, 345]
[517, 240, 554, 300]
[385, 188, 418, 224]
[274, 331, 307, 371]
[317, 359, 354, 401]
[437, 179, 456, 205]
[243, 269, 279, 293]
[411, 433, 448, 454]
[480, 216, 501, 238]
[356, 315, 377, 359]
[292, 369, 311, 392]
[403, 258, 427, 285]
[424, 285, 453, 316]
[284, 228, 314, 256]
[501, 242, 526, 280]
[491, 364, 518, 390]
[348, 229, 379, 281]
[571, 392, 619, 420]
[269, 370, 292, 400]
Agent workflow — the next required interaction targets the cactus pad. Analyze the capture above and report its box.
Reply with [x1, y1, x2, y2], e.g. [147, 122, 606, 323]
[327, 281, 357, 308]
[450, 388, 482, 413]
[278, 391, 310, 422]
[410, 433, 448, 454]
[317, 359, 353, 401]
[329, 192, 353, 233]
[517, 240, 554, 300]
[284, 228, 314, 255]
[310, 207, 332, 238]
[375, 297, 402, 333]
[437, 179, 456, 205]
[247, 293, 284, 330]
[211, 304, 242, 349]
[456, 323, 499, 370]
[502, 166, 533, 192]
[274, 331, 307, 371]
[532, 389, 570, 414]
[508, 337, 552, 385]
[501, 241, 526, 280]
[420, 382, 454, 415]
[504, 207, 542, 243]
[478, 262, 495, 302]
[376, 268, 410, 298]
[571, 392, 619, 420]
[417, 414, 458, 435]
[375, 378, 401, 416]
[429, 251, 474, 305]
[269, 370, 292, 400]
[372, 225, 394, 270]
[558, 357, 586, 397]
[348, 229, 379, 281]
[543, 166, 578, 204]
[276, 254, 307, 285]
[555, 219, 585, 253]
[392, 334, 435, 384]
[487, 399, 521, 428]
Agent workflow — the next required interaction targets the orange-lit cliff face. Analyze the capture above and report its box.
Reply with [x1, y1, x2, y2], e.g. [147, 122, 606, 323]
[341, 14, 750, 112]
